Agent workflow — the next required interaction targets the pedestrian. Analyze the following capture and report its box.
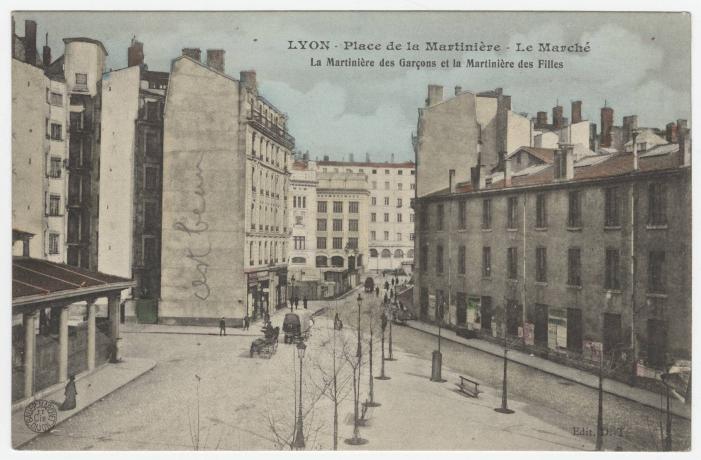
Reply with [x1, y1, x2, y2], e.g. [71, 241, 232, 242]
[59, 375, 77, 411]
[219, 317, 226, 336]
[375, 286, 379, 297]
[383, 292, 388, 304]
[264, 311, 270, 324]
[243, 314, 250, 331]
[294, 297, 299, 309]
[303, 296, 308, 309]
[391, 278, 395, 286]
[289, 298, 294, 310]
[384, 281, 389, 291]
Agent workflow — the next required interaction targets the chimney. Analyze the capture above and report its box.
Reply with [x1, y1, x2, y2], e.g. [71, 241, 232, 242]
[365, 152, 370, 162]
[24, 20, 37, 65]
[323, 155, 330, 161]
[391, 153, 395, 163]
[600, 106, 614, 148]
[571, 100, 582, 124]
[677, 120, 690, 166]
[471, 163, 488, 190]
[449, 169, 456, 193]
[349, 153, 354, 163]
[622, 115, 639, 144]
[128, 38, 144, 67]
[535, 111, 548, 129]
[555, 144, 575, 180]
[666, 122, 678, 143]
[240, 70, 257, 92]
[206, 49, 225, 73]
[426, 84, 443, 106]
[552, 104, 564, 130]
[504, 157, 512, 187]
[631, 130, 641, 171]
[182, 47, 201, 62]
[11, 17, 16, 57]
[454, 86, 462, 96]
[502, 95, 512, 111]
[42, 33, 51, 68]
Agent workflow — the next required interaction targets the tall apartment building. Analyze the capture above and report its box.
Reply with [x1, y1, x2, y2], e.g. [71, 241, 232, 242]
[414, 126, 691, 373]
[98, 38, 168, 323]
[160, 51, 293, 325]
[413, 86, 531, 198]
[288, 159, 320, 292]
[12, 19, 107, 270]
[314, 171, 370, 296]
[317, 159, 416, 272]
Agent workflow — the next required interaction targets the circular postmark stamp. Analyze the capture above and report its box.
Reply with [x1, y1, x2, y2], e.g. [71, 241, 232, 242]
[24, 399, 58, 433]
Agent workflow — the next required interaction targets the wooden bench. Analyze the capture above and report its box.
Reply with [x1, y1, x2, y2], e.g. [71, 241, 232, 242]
[456, 375, 481, 398]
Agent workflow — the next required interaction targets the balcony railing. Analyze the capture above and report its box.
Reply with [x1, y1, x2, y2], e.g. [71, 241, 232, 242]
[248, 109, 295, 149]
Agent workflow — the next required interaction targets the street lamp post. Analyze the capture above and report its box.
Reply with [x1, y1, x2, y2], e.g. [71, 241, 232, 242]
[661, 371, 673, 451]
[377, 311, 390, 380]
[365, 300, 381, 407]
[494, 335, 515, 414]
[430, 299, 446, 382]
[293, 340, 306, 450]
[345, 293, 368, 446]
[290, 275, 295, 312]
[386, 304, 396, 361]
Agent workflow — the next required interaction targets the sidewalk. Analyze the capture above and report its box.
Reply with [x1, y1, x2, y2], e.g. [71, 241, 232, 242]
[13, 357, 156, 449]
[405, 320, 691, 420]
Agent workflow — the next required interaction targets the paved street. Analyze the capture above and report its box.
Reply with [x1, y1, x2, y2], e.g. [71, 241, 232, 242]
[21, 277, 689, 451]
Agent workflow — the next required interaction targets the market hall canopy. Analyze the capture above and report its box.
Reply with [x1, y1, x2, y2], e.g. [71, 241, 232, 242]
[12, 258, 135, 309]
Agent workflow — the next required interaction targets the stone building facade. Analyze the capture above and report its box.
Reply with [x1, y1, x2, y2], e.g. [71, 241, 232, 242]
[414, 133, 691, 372]
[160, 52, 293, 325]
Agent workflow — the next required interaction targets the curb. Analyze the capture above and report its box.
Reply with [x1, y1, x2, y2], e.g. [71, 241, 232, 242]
[404, 321, 691, 421]
[13, 359, 157, 450]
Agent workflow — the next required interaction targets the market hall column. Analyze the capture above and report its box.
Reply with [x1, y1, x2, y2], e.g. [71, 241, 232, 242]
[108, 294, 121, 362]
[58, 305, 69, 382]
[23, 311, 37, 399]
[86, 299, 96, 371]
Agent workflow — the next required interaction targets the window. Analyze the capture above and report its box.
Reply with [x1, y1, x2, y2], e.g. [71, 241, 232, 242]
[398, 183, 403, 191]
[295, 215, 303, 225]
[50, 92, 63, 106]
[568, 191, 582, 228]
[420, 204, 429, 231]
[458, 201, 467, 229]
[604, 187, 620, 227]
[317, 219, 327, 231]
[437, 204, 444, 230]
[145, 166, 160, 191]
[144, 201, 158, 231]
[397, 198, 402, 207]
[75, 73, 88, 88]
[536, 193, 547, 228]
[333, 219, 343, 231]
[410, 212, 415, 223]
[349, 219, 359, 231]
[333, 201, 343, 213]
[371, 213, 376, 222]
[648, 183, 667, 226]
[317, 237, 327, 249]
[568, 248, 582, 286]
[381, 249, 392, 258]
[349, 201, 359, 213]
[396, 232, 402, 241]
[49, 157, 62, 178]
[372, 169, 377, 174]
[409, 233, 415, 241]
[384, 231, 389, 241]
[50, 123, 62, 140]
[370, 249, 378, 257]
[370, 231, 376, 240]
[385, 169, 390, 175]
[143, 237, 158, 265]
[482, 247, 491, 277]
[385, 181, 390, 190]
[458, 245, 466, 274]
[347, 237, 358, 249]
[48, 233, 60, 254]
[48, 194, 61, 216]
[535, 247, 547, 282]
[554, 152, 566, 179]
[316, 256, 328, 267]
[507, 247, 518, 280]
[332, 237, 343, 249]
[146, 131, 161, 156]
[318, 201, 327, 213]
[411, 183, 416, 190]
[397, 213, 402, 223]
[482, 199, 492, 229]
[436, 245, 444, 273]
[605, 248, 620, 290]
[394, 249, 404, 258]
[146, 101, 160, 121]
[507, 196, 518, 229]
[648, 251, 665, 293]
[420, 245, 429, 272]
[384, 197, 390, 206]
[384, 213, 389, 222]
[293, 236, 305, 250]
[371, 197, 377, 206]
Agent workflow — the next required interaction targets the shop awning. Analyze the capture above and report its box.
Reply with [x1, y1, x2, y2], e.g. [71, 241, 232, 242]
[12, 258, 135, 308]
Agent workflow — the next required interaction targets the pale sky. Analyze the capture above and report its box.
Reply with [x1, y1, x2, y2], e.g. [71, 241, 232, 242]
[13, 11, 691, 162]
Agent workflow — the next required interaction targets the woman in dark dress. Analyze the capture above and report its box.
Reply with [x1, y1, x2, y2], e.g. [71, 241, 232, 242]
[60, 375, 77, 411]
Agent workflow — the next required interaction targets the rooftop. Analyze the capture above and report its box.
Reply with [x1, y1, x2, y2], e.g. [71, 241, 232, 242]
[317, 160, 415, 169]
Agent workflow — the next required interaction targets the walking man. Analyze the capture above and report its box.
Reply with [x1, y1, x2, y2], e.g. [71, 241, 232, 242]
[219, 317, 226, 336]
[303, 296, 308, 309]
[375, 286, 379, 297]
[294, 296, 299, 309]
[243, 314, 250, 331]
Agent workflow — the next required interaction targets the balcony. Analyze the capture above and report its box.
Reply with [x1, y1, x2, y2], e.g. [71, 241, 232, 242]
[248, 109, 295, 150]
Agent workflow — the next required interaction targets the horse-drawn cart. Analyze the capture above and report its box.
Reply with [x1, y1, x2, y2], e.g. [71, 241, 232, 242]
[250, 324, 279, 358]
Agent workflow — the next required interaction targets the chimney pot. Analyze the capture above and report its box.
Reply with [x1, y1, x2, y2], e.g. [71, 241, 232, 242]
[426, 84, 443, 106]
[504, 157, 512, 187]
[571, 100, 582, 124]
[206, 49, 225, 73]
[449, 169, 456, 193]
[240, 70, 257, 92]
[128, 39, 145, 67]
[454, 86, 462, 96]
[24, 20, 37, 65]
[182, 47, 201, 62]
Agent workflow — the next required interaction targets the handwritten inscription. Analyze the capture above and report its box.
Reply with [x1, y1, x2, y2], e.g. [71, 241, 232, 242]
[173, 151, 211, 300]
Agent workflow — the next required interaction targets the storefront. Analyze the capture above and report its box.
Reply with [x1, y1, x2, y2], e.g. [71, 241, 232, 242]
[246, 267, 288, 320]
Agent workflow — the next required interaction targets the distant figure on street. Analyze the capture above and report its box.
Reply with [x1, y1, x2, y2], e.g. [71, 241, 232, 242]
[219, 317, 226, 336]
[294, 297, 299, 309]
[384, 281, 389, 291]
[391, 278, 395, 286]
[264, 311, 270, 324]
[303, 296, 308, 309]
[383, 293, 388, 304]
[289, 298, 294, 310]
[59, 375, 77, 411]
[243, 314, 250, 331]
[375, 286, 379, 297]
